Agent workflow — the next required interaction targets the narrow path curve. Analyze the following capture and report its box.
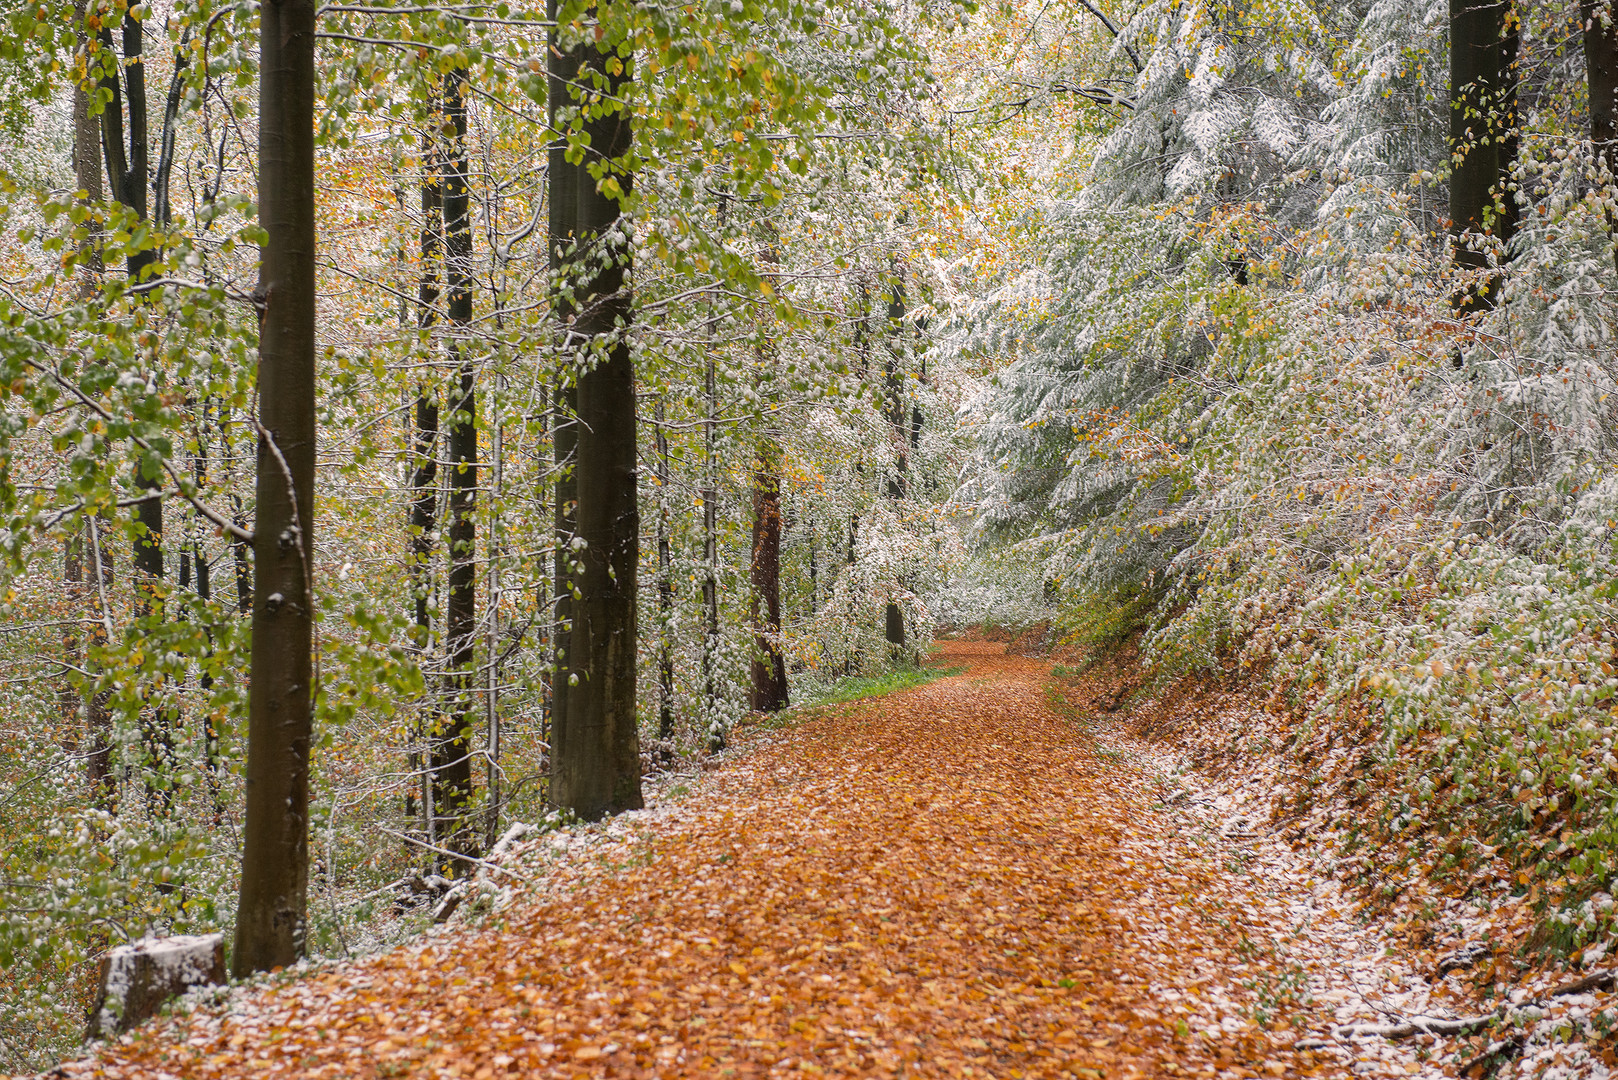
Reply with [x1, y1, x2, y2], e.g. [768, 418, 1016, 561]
[73, 642, 1339, 1079]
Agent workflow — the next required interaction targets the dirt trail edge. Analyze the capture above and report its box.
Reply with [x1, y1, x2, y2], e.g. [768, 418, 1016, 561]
[51, 642, 1414, 1079]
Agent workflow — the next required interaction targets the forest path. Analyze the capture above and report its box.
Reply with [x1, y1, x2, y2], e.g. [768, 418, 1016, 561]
[73, 641, 1345, 1080]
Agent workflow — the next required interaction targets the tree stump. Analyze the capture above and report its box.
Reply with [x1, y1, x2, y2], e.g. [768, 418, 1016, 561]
[86, 933, 226, 1039]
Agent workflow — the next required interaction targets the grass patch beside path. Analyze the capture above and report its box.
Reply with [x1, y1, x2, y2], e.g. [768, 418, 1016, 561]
[805, 663, 965, 709]
[749, 661, 965, 732]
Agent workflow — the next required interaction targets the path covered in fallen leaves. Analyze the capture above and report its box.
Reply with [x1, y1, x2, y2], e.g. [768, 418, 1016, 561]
[68, 642, 1345, 1079]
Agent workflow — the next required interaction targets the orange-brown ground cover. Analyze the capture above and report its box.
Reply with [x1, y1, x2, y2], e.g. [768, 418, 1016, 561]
[44, 642, 1356, 1079]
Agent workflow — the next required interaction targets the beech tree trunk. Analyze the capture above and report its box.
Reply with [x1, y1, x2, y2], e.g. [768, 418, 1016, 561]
[234, 0, 317, 977]
[749, 452, 787, 712]
[226, 408, 253, 615]
[1449, 0, 1518, 309]
[188, 413, 221, 806]
[847, 278, 869, 674]
[747, 236, 787, 713]
[548, 9, 642, 819]
[438, 65, 478, 862]
[407, 126, 442, 826]
[98, 4, 175, 800]
[87, 518, 116, 810]
[72, 4, 114, 810]
[547, 0, 579, 795]
[98, 10, 161, 554]
[1584, 0, 1618, 271]
[700, 195, 725, 747]
[654, 404, 675, 742]
[701, 346, 719, 744]
[807, 518, 818, 618]
[883, 276, 907, 655]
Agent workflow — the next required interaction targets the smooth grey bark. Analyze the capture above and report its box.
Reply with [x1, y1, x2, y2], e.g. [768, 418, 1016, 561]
[701, 340, 719, 745]
[654, 403, 675, 742]
[547, 0, 579, 782]
[233, 0, 317, 977]
[438, 65, 478, 863]
[72, 2, 115, 810]
[749, 241, 786, 713]
[406, 126, 442, 827]
[883, 275, 906, 654]
[700, 195, 725, 747]
[97, 4, 175, 801]
[548, 8, 643, 819]
[749, 451, 787, 712]
[807, 518, 818, 618]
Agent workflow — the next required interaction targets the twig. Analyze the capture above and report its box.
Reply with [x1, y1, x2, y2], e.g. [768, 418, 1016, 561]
[24, 356, 254, 543]
[374, 826, 534, 884]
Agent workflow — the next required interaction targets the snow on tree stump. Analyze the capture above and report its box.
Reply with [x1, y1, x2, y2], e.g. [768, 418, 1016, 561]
[85, 933, 226, 1039]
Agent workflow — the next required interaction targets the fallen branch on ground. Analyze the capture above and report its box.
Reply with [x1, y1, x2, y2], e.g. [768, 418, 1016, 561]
[1326, 967, 1616, 1042]
[375, 827, 535, 885]
[1333, 1014, 1494, 1039]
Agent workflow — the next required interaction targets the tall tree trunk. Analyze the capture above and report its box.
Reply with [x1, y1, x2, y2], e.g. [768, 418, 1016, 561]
[1496, 12, 1519, 247]
[438, 65, 478, 863]
[547, 0, 579, 802]
[700, 196, 725, 748]
[229, 515, 253, 613]
[1449, 0, 1518, 309]
[882, 275, 907, 656]
[701, 346, 719, 746]
[807, 517, 818, 619]
[484, 373, 503, 850]
[72, 0, 113, 809]
[407, 124, 442, 827]
[551, 378, 575, 777]
[654, 403, 675, 743]
[749, 237, 786, 713]
[233, 0, 317, 977]
[99, 3, 175, 801]
[221, 407, 254, 615]
[535, 388, 553, 753]
[99, 9, 161, 563]
[847, 278, 869, 674]
[1584, 0, 1618, 272]
[61, 530, 83, 740]
[548, 8, 643, 820]
[190, 408, 222, 814]
[97, 12, 152, 285]
[749, 449, 787, 712]
[87, 517, 116, 811]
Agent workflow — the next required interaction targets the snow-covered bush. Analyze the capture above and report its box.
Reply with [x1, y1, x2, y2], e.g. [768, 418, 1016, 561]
[949, 0, 1618, 947]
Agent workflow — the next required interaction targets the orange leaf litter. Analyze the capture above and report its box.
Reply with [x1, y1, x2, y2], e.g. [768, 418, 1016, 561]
[47, 642, 1344, 1079]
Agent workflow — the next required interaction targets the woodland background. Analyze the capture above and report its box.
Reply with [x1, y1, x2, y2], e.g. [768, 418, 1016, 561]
[4, 0, 1618, 1069]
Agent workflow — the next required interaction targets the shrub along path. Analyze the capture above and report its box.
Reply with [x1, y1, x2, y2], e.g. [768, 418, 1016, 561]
[56, 641, 1373, 1079]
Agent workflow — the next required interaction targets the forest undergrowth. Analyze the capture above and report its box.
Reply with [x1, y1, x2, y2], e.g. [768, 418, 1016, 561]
[16, 638, 1503, 1080]
[1043, 618, 1618, 1079]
